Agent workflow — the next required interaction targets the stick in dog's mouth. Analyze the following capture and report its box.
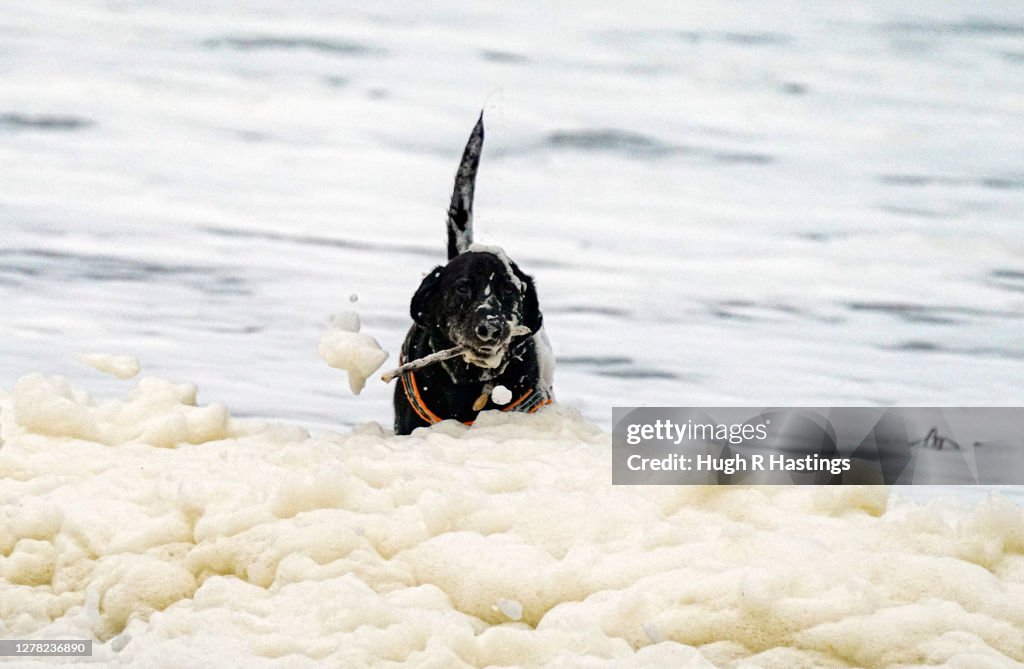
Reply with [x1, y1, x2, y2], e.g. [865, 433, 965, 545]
[380, 325, 533, 384]
[380, 345, 466, 383]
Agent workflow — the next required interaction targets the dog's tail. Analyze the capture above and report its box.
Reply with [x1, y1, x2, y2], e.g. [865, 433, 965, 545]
[447, 112, 484, 260]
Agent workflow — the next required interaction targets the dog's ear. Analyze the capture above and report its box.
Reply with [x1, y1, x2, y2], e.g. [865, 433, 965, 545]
[512, 263, 543, 334]
[411, 266, 444, 326]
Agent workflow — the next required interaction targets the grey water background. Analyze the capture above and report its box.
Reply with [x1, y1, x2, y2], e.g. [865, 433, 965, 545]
[1, 2, 1022, 501]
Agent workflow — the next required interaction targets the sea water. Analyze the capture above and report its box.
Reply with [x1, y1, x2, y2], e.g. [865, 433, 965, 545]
[1, 5, 1022, 481]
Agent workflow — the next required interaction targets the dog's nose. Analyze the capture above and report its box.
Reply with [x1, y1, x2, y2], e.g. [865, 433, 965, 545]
[476, 321, 500, 341]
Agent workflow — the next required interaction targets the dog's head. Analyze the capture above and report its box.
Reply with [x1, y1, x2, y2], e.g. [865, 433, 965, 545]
[411, 248, 542, 369]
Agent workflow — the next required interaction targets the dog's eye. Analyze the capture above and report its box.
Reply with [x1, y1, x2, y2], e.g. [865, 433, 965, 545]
[502, 283, 517, 297]
[454, 279, 472, 297]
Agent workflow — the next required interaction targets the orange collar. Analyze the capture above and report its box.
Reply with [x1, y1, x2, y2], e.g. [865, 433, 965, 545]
[401, 366, 551, 427]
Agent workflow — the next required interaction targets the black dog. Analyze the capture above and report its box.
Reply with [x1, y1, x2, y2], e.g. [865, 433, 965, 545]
[393, 114, 553, 434]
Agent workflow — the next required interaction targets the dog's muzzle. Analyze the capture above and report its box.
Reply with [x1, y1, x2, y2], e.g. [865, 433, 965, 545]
[474, 320, 504, 342]
[457, 316, 512, 368]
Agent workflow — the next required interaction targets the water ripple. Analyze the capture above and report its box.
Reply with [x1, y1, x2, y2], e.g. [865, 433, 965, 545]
[0, 113, 93, 131]
[202, 36, 384, 57]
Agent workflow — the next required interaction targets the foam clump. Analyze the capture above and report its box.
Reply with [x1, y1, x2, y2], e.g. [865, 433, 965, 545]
[318, 311, 389, 395]
[79, 352, 141, 379]
[8, 374, 234, 447]
[495, 598, 523, 621]
[0, 375, 1023, 667]
[491, 384, 513, 405]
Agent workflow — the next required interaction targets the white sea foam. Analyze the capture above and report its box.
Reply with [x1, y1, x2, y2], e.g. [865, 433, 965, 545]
[1, 375, 1022, 667]
[491, 384, 512, 405]
[78, 353, 141, 380]
[495, 598, 523, 621]
[317, 311, 389, 395]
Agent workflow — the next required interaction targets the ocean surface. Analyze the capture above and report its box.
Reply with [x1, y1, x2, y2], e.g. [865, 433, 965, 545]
[2, 2, 1022, 501]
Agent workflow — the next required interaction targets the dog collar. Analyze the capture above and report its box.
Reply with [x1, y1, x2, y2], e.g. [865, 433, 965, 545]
[399, 349, 551, 426]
